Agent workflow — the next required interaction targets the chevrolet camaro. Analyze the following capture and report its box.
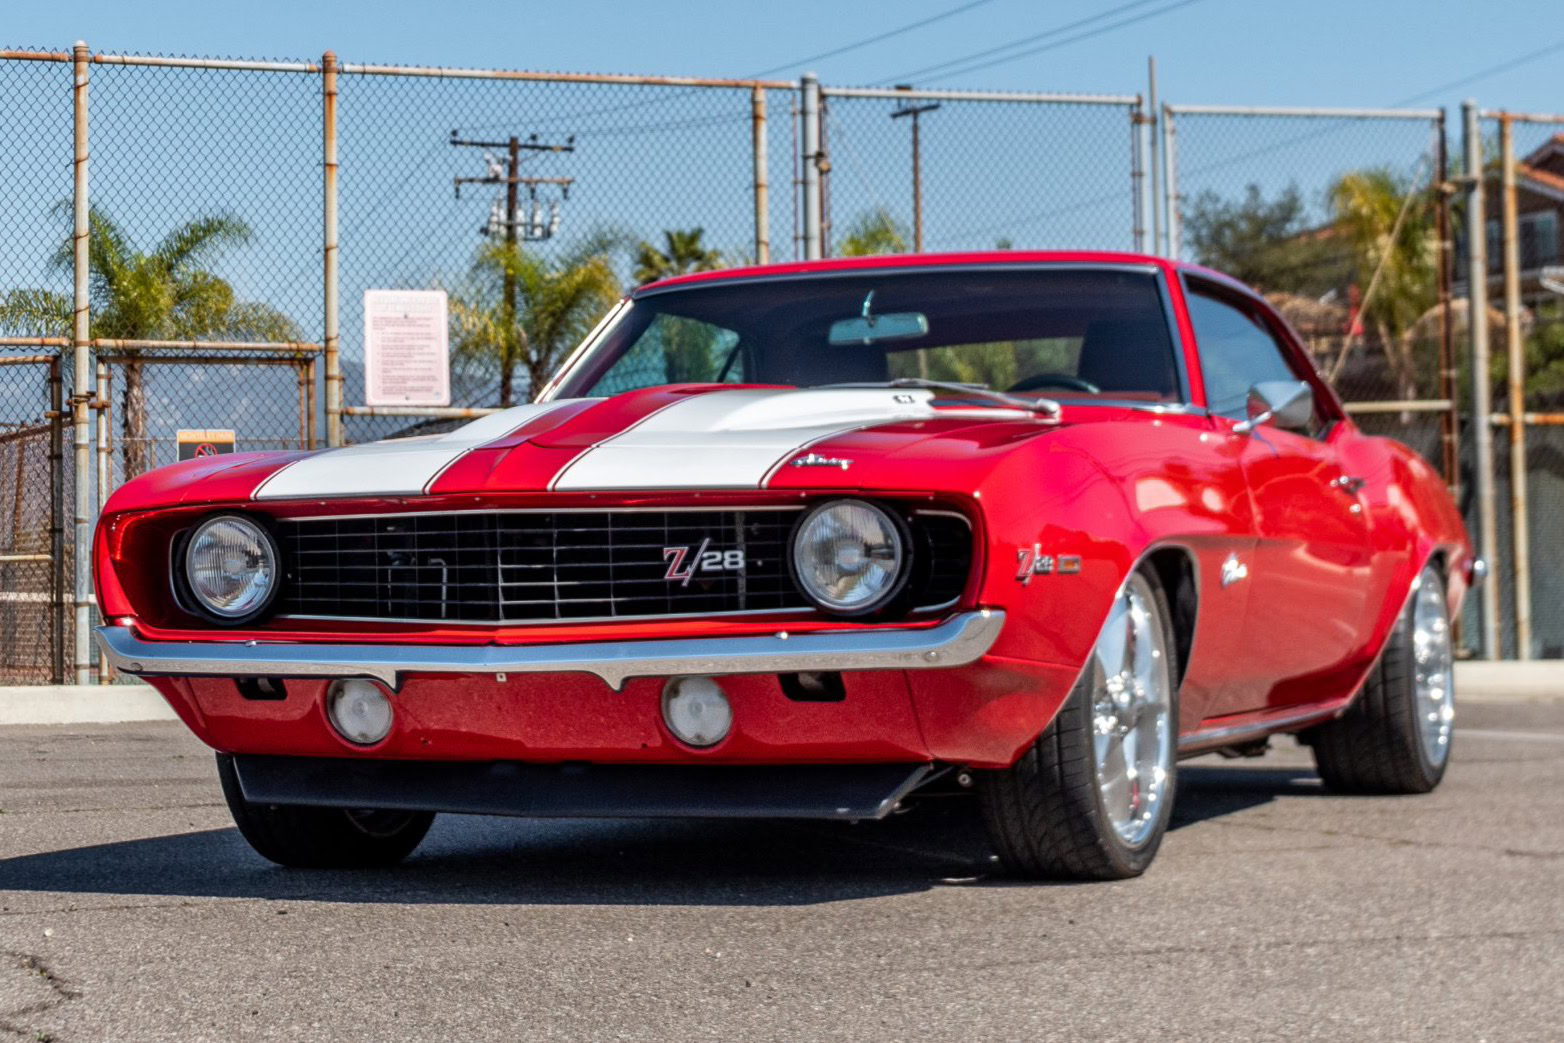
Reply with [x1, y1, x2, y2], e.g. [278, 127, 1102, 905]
[93, 252, 1474, 880]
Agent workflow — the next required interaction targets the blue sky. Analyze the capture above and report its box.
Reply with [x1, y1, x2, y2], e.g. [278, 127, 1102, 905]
[7, 0, 1561, 445]
[13, 0, 1564, 112]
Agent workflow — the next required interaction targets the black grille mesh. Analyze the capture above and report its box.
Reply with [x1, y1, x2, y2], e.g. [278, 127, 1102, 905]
[274, 508, 971, 625]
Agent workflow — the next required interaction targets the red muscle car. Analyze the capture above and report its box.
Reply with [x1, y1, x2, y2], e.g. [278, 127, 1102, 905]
[93, 251, 1474, 880]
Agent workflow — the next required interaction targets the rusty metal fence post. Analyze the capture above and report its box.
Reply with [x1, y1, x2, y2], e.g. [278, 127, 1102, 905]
[1463, 100, 1500, 659]
[1131, 97, 1148, 254]
[1160, 103, 1179, 258]
[1497, 115, 1531, 658]
[801, 72, 822, 260]
[94, 359, 110, 680]
[49, 356, 64, 684]
[322, 50, 342, 447]
[752, 85, 770, 265]
[1434, 112, 1459, 499]
[71, 40, 93, 683]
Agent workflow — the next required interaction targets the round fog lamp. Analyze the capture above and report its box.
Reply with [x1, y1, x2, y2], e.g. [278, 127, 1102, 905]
[327, 679, 394, 745]
[662, 676, 732, 748]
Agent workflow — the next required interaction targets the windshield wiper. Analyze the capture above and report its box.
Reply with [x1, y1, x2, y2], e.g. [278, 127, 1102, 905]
[828, 378, 1061, 419]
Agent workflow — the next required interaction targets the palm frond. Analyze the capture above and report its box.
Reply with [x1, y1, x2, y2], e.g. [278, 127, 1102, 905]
[0, 289, 70, 337]
[221, 300, 304, 342]
[154, 213, 253, 272]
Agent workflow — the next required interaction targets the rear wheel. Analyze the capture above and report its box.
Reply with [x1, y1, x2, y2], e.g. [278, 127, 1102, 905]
[216, 755, 435, 868]
[1304, 564, 1454, 794]
[979, 566, 1179, 880]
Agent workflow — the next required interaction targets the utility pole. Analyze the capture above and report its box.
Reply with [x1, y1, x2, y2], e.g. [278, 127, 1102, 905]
[450, 132, 575, 403]
[891, 87, 940, 253]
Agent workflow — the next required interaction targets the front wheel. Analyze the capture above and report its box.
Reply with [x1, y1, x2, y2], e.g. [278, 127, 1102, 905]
[1303, 563, 1454, 794]
[216, 755, 435, 868]
[979, 565, 1179, 880]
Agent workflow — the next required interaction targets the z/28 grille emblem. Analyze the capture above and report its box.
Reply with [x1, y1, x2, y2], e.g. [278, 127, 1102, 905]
[662, 538, 747, 586]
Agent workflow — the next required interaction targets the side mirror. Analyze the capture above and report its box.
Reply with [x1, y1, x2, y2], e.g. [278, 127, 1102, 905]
[1233, 380, 1313, 434]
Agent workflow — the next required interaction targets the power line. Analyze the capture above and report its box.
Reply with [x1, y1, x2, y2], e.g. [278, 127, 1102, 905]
[918, 0, 1209, 84]
[878, 0, 1167, 85]
[747, 0, 997, 78]
[1178, 36, 1564, 184]
[1392, 37, 1564, 106]
[452, 0, 996, 136]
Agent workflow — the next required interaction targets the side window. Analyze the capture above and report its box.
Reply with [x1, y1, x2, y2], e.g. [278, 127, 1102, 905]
[1186, 283, 1314, 426]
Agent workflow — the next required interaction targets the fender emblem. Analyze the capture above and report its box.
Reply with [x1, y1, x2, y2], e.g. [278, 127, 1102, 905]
[1016, 544, 1082, 584]
[791, 453, 852, 470]
[1221, 553, 1249, 588]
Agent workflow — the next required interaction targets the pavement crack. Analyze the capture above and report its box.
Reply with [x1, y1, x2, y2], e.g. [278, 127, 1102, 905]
[0, 951, 81, 1042]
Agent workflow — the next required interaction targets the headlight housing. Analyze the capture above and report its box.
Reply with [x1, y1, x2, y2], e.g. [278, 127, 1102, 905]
[182, 514, 279, 623]
[790, 499, 908, 615]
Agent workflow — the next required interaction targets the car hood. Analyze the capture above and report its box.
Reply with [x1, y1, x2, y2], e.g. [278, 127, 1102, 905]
[105, 385, 1063, 511]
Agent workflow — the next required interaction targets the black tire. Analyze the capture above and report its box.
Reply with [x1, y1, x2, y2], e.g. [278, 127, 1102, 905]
[1303, 567, 1452, 795]
[978, 565, 1179, 881]
[216, 755, 435, 868]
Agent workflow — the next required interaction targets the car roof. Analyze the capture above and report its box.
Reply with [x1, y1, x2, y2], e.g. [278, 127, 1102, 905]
[634, 250, 1198, 296]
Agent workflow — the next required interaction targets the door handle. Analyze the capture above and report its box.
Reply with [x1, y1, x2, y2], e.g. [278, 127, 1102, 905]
[1330, 474, 1366, 495]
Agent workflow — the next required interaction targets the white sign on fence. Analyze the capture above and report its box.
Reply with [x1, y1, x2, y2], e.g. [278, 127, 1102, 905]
[363, 289, 450, 406]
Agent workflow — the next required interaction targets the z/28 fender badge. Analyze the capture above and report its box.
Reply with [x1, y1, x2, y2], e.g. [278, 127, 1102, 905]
[1016, 544, 1082, 584]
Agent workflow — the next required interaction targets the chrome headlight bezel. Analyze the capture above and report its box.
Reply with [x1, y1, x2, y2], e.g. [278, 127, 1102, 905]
[178, 513, 281, 625]
[789, 498, 911, 617]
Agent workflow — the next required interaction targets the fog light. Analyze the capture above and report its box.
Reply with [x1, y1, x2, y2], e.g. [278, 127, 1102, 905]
[327, 679, 394, 745]
[662, 676, 732, 748]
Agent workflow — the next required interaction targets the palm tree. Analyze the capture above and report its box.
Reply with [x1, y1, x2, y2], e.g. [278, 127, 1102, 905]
[633, 228, 724, 286]
[449, 237, 621, 406]
[1326, 168, 1438, 400]
[838, 208, 909, 257]
[0, 209, 300, 479]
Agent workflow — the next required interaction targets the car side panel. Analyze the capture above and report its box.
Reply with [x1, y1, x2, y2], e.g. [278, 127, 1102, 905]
[954, 414, 1262, 739]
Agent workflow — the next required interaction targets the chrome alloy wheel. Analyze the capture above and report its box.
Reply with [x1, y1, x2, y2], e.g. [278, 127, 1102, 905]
[1089, 573, 1175, 848]
[1411, 567, 1455, 768]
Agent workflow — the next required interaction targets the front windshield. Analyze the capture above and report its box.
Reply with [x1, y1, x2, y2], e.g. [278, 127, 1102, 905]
[553, 266, 1182, 404]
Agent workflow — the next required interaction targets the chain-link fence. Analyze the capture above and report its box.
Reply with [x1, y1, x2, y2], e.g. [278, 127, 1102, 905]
[819, 86, 1144, 256]
[3, 42, 1563, 676]
[1163, 105, 1454, 458]
[332, 66, 797, 444]
[1457, 110, 1564, 659]
[0, 346, 64, 683]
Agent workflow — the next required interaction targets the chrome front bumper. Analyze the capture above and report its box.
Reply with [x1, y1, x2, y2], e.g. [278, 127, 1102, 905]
[95, 610, 1005, 691]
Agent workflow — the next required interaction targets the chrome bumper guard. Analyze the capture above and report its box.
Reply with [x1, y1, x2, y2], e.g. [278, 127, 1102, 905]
[94, 609, 1005, 691]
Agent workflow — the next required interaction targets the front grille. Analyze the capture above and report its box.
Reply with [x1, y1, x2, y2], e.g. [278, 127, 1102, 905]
[276, 509, 808, 624]
[272, 506, 974, 626]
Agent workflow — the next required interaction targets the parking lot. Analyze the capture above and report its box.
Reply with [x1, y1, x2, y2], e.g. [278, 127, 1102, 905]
[1, 701, 1560, 1042]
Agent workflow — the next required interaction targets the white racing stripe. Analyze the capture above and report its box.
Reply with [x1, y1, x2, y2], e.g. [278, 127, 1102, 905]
[551, 387, 940, 491]
[253, 401, 582, 500]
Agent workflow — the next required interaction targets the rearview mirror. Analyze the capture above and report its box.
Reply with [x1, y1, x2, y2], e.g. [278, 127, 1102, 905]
[827, 311, 928, 345]
[1234, 380, 1313, 434]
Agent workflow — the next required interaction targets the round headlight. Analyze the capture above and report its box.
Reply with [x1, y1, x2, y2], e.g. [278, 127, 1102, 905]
[791, 499, 907, 615]
[183, 514, 279, 622]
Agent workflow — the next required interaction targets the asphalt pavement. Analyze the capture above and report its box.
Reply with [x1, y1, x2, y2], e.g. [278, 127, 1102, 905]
[1, 703, 1560, 1042]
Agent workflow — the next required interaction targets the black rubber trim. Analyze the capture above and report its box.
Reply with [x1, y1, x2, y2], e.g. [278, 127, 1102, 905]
[231, 756, 934, 821]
